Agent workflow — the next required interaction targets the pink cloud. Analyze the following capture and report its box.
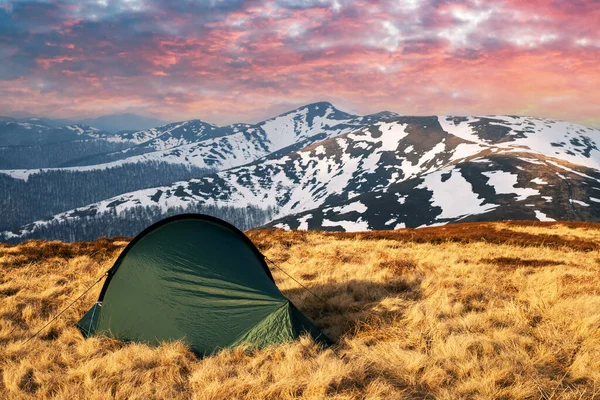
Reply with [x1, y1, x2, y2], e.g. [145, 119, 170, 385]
[0, 0, 598, 128]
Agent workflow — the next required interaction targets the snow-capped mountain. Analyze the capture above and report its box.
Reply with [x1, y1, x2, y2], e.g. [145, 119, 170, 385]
[0, 119, 147, 169]
[0, 102, 391, 178]
[0, 119, 118, 146]
[100, 102, 392, 171]
[59, 119, 222, 167]
[4, 111, 600, 242]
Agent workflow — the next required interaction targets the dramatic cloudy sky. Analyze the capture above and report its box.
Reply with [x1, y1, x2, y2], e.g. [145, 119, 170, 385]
[1, 0, 599, 126]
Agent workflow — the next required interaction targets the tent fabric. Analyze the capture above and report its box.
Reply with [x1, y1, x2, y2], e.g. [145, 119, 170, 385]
[76, 214, 330, 355]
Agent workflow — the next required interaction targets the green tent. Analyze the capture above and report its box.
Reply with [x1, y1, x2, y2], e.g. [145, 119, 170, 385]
[77, 214, 330, 355]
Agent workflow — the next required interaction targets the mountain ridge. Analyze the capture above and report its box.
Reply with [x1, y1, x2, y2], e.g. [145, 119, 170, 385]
[0, 102, 369, 177]
[0, 113, 170, 133]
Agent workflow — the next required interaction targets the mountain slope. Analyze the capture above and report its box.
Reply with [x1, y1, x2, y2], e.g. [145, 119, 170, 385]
[267, 153, 600, 231]
[4, 114, 600, 242]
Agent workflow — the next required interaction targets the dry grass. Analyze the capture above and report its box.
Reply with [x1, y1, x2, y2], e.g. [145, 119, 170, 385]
[2, 222, 600, 399]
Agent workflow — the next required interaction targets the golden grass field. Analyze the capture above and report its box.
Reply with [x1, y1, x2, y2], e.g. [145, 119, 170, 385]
[1, 221, 600, 399]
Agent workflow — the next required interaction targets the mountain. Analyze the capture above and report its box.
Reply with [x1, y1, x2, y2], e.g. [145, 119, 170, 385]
[78, 101, 389, 171]
[1, 102, 384, 174]
[3, 109, 600, 243]
[0, 102, 386, 234]
[0, 113, 169, 134]
[0, 120, 116, 147]
[0, 115, 75, 128]
[0, 121, 139, 169]
[0, 118, 220, 170]
[77, 113, 169, 133]
[60, 119, 222, 167]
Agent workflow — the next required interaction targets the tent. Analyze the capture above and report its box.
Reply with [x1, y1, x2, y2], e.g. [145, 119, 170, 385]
[77, 214, 330, 355]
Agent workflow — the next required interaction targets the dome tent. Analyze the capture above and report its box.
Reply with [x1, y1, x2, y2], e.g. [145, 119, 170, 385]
[77, 214, 330, 355]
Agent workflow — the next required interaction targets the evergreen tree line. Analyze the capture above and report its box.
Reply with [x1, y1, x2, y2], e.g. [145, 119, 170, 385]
[0, 140, 132, 169]
[8, 203, 277, 243]
[0, 162, 213, 231]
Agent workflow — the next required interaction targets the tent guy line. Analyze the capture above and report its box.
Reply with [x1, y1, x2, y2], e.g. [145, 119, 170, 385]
[265, 256, 329, 308]
[21, 270, 109, 346]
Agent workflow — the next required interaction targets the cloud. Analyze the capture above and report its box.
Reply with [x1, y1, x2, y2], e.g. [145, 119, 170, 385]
[0, 0, 598, 128]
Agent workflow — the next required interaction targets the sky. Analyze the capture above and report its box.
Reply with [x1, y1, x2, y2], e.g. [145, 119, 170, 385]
[0, 0, 599, 127]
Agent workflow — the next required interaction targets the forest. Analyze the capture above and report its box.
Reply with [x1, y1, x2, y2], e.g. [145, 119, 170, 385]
[7, 203, 276, 242]
[0, 162, 212, 232]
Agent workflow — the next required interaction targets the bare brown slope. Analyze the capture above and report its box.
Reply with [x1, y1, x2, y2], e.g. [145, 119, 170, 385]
[2, 221, 600, 399]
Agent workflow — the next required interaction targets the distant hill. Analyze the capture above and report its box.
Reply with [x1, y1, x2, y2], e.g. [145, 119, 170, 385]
[78, 113, 169, 133]
[0, 113, 168, 133]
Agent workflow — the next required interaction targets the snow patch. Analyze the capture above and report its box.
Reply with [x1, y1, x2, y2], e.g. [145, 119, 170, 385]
[534, 210, 555, 221]
[416, 168, 497, 220]
[451, 143, 487, 161]
[322, 218, 369, 232]
[314, 145, 326, 155]
[519, 157, 546, 165]
[396, 194, 407, 205]
[377, 122, 410, 151]
[483, 171, 539, 201]
[297, 214, 312, 230]
[438, 116, 484, 144]
[530, 177, 548, 185]
[570, 199, 590, 207]
[66, 125, 84, 135]
[330, 201, 368, 214]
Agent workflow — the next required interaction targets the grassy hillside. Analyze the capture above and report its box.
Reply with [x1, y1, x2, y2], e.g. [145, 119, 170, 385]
[1, 222, 600, 399]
